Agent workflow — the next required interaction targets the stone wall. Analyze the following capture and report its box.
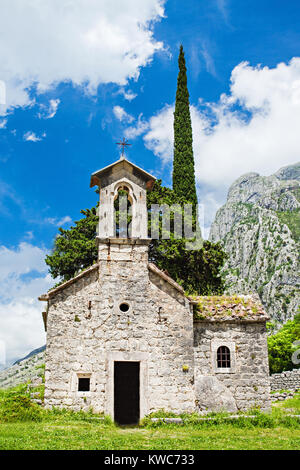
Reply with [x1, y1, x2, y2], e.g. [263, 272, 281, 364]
[193, 321, 271, 412]
[44, 241, 195, 417]
[44, 239, 271, 417]
[270, 369, 300, 391]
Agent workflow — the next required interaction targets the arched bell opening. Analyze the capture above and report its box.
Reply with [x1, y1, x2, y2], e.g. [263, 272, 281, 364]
[113, 185, 133, 238]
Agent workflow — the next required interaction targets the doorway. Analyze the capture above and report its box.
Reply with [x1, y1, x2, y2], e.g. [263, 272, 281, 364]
[114, 361, 140, 425]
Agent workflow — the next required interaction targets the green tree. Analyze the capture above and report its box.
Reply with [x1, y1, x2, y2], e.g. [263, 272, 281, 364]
[172, 45, 197, 207]
[45, 207, 98, 282]
[148, 180, 227, 295]
[268, 314, 300, 374]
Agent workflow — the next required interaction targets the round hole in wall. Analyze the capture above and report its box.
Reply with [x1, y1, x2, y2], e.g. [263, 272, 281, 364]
[119, 303, 130, 312]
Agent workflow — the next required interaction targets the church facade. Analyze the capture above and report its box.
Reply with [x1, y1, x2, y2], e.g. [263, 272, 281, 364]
[39, 157, 271, 424]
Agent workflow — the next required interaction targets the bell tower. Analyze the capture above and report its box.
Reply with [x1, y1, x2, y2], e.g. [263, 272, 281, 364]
[90, 155, 156, 253]
[90, 156, 156, 330]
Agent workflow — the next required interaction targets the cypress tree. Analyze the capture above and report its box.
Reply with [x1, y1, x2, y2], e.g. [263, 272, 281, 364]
[172, 45, 198, 207]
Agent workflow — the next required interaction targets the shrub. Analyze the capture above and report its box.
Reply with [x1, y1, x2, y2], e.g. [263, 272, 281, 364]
[0, 386, 42, 422]
[268, 313, 300, 373]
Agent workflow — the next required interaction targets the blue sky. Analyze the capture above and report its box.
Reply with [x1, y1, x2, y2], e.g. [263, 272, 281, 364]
[1, 0, 300, 363]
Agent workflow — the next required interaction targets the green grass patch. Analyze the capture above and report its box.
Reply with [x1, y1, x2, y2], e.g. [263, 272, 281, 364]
[0, 386, 300, 450]
[141, 406, 300, 431]
[0, 420, 300, 450]
[0, 385, 42, 423]
[275, 391, 300, 412]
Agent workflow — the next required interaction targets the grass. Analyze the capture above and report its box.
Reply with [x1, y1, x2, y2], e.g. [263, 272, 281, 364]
[1, 421, 300, 450]
[0, 386, 300, 450]
[277, 392, 300, 411]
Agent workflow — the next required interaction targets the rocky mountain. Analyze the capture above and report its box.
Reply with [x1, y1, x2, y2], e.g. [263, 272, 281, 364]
[210, 163, 300, 323]
[13, 345, 45, 365]
[0, 347, 45, 389]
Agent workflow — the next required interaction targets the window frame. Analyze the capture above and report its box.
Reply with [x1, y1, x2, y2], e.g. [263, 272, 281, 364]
[217, 345, 231, 369]
[78, 377, 91, 392]
[71, 372, 93, 396]
[211, 340, 236, 374]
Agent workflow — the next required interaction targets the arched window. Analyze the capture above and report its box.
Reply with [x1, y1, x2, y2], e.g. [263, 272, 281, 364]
[217, 346, 231, 368]
[114, 186, 132, 238]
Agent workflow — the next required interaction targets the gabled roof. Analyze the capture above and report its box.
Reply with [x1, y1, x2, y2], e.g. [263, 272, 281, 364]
[39, 262, 184, 302]
[148, 263, 185, 295]
[90, 156, 156, 188]
[39, 263, 99, 301]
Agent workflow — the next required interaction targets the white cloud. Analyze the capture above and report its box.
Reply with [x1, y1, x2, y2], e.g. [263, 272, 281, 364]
[23, 131, 46, 142]
[0, 0, 165, 115]
[0, 80, 6, 106]
[120, 89, 138, 101]
[0, 242, 53, 363]
[142, 58, 300, 184]
[44, 216, 72, 227]
[143, 105, 174, 162]
[38, 99, 60, 119]
[0, 298, 47, 365]
[200, 43, 217, 77]
[132, 58, 300, 234]
[193, 59, 300, 187]
[23, 132, 40, 142]
[125, 106, 174, 148]
[113, 105, 134, 123]
[125, 113, 150, 139]
[56, 216, 72, 226]
[0, 242, 47, 284]
[0, 119, 7, 129]
[24, 231, 34, 241]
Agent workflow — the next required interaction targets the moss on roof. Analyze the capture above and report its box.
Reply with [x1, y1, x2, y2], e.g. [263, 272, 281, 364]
[191, 294, 269, 322]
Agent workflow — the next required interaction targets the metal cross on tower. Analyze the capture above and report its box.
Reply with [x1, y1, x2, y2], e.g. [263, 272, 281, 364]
[116, 137, 131, 156]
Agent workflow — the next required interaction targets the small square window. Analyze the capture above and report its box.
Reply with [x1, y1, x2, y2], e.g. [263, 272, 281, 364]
[78, 377, 90, 392]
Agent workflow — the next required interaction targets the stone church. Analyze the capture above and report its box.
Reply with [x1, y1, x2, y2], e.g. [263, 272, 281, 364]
[39, 156, 271, 424]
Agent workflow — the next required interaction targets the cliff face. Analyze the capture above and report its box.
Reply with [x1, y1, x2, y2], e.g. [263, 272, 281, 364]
[210, 163, 300, 323]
